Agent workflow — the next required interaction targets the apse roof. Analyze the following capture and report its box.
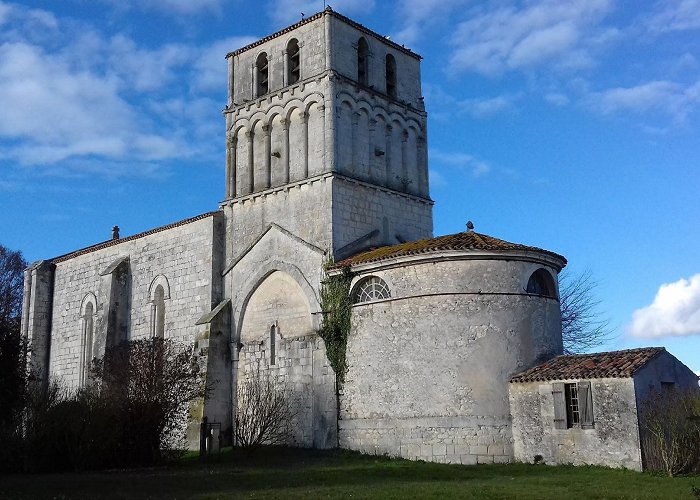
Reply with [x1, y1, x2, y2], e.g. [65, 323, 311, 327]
[335, 231, 567, 268]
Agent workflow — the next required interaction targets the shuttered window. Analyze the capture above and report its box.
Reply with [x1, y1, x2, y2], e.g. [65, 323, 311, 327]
[552, 381, 594, 429]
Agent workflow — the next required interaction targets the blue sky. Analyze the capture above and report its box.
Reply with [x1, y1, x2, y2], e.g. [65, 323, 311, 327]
[1, 0, 699, 372]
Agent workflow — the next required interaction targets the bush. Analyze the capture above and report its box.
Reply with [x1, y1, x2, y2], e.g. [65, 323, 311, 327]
[639, 387, 700, 476]
[21, 337, 204, 472]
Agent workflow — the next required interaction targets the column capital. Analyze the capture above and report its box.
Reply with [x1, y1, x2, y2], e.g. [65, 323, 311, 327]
[280, 118, 289, 129]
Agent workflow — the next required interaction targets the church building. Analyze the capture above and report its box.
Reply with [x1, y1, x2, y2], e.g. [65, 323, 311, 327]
[21, 9, 697, 470]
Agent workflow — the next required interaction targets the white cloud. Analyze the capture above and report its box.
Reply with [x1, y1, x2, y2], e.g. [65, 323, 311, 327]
[647, 0, 700, 34]
[448, 0, 613, 76]
[458, 94, 519, 118]
[430, 150, 491, 177]
[628, 274, 700, 339]
[588, 79, 700, 124]
[393, 0, 468, 45]
[269, 0, 375, 27]
[95, 0, 224, 15]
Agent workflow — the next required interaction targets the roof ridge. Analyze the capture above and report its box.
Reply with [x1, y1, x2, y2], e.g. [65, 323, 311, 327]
[51, 211, 222, 264]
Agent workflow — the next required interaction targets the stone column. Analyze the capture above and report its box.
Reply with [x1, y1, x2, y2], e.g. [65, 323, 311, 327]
[23, 261, 55, 396]
[281, 118, 290, 184]
[368, 119, 377, 181]
[226, 134, 237, 198]
[246, 130, 254, 193]
[282, 49, 288, 87]
[351, 112, 359, 176]
[385, 125, 393, 188]
[263, 124, 271, 189]
[318, 105, 326, 171]
[227, 56, 234, 106]
[401, 130, 409, 192]
[417, 135, 427, 197]
[301, 112, 309, 179]
[251, 63, 257, 100]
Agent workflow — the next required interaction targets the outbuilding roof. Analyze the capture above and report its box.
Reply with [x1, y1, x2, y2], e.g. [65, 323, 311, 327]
[509, 347, 667, 383]
[335, 231, 567, 268]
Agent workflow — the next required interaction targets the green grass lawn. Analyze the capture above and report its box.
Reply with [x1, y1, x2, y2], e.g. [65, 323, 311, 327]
[1, 447, 698, 499]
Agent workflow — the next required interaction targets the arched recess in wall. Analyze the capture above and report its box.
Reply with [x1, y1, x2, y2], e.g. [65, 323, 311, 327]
[357, 37, 369, 86]
[256, 52, 269, 97]
[352, 276, 391, 303]
[287, 38, 300, 85]
[526, 268, 557, 299]
[239, 270, 314, 348]
[79, 292, 97, 387]
[148, 274, 171, 338]
[386, 54, 397, 98]
[305, 100, 324, 177]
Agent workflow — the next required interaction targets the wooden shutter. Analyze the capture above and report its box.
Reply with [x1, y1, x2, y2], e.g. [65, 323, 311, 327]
[579, 381, 594, 428]
[552, 382, 567, 429]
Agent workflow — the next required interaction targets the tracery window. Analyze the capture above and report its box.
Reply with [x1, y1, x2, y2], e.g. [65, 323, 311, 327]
[352, 276, 391, 303]
[526, 268, 556, 298]
[287, 39, 300, 85]
[357, 37, 369, 86]
[256, 52, 269, 97]
[385, 54, 396, 98]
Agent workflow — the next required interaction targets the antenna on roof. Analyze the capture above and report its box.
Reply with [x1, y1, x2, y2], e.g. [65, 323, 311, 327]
[466, 221, 474, 232]
[301, 12, 305, 20]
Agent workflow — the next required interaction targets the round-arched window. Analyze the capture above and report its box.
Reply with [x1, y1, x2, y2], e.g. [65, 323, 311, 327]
[526, 268, 556, 298]
[352, 276, 391, 303]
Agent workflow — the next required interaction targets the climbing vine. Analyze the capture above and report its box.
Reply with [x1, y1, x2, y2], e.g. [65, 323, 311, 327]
[318, 256, 354, 386]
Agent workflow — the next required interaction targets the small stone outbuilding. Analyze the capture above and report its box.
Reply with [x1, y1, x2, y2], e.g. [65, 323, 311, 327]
[509, 347, 699, 471]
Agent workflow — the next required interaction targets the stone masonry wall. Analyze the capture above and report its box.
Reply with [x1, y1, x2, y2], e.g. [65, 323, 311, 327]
[509, 378, 643, 470]
[340, 257, 563, 464]
[46, 213, 222, 387]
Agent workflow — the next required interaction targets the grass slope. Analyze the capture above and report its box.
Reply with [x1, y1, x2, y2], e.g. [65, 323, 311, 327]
[1, 447, 698, 499]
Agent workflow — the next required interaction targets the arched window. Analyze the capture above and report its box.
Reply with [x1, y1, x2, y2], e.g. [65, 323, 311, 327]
[153, 285, 165, 338]
[149, 274, 170, 338]
[256, 52, 269, 97]
[385, 54, 396, 98]
[526, 268, 556, 298]
[80, 294, 97, 387]
[352, 276, 391, 303]
[269, 324, 276, 365]
[287, 39, 300, 85]
[357, 37, 369, 86]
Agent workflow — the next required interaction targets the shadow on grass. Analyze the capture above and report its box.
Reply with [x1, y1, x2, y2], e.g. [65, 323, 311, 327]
[2, 447, 698, 500]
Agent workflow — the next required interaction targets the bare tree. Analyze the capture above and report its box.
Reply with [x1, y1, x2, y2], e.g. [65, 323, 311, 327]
[639, 388, 700, 476]
[235, 365, 296, 449]
[559, 269, 614, 354]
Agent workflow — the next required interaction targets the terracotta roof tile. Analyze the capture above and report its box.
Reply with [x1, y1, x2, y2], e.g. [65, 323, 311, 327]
[509, 348, 667, 382]
[51, 211, 221, 264]
[335, 231, 566, 268]
[226, 9, 421, 60]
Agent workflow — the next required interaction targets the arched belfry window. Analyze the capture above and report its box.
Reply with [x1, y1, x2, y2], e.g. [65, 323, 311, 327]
[80, 293, 97, 387]
[256, 52, 269, 97]
[386, 54, 396, 98]
[149, 274, 171, 338]
[287, 39, 300, 85]
[357, 37, 369, 86]
[526, 268, 557, 298]
[352, 276, 391, 303]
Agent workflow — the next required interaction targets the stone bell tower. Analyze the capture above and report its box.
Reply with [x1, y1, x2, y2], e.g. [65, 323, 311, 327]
[221, 8, 433, 261]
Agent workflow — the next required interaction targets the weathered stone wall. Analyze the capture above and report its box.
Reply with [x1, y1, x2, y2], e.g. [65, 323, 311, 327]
[43, 213, 223, 388]
[509, 378, 643, 470]
[238, 334, 336, 448]
[340, 256, 563, 464]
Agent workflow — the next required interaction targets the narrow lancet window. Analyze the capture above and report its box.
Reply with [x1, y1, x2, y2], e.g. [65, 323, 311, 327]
[386, 54, 396, 98]
[357, 37, 369, 86]
[80, 301, 94, 386]
[153, 285, 165, 339]
[256, 52, 269, 97]
[287, 39, 300, 85]
[270, 324, 276, 365]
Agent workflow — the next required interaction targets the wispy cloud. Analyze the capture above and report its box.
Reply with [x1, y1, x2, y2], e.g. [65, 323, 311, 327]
[587, 79, 700, 124]
[646, 0, 700, 34]
[430, 150, 491, 177]
[628, 274, 700, 338]
[93, 0, 224, 16]
[268, 0, 375, 27]
[458, 94, 520, 118]
[448, 0, 613, 76]
[392, 0, 468, 45]
[0, 2, 253, 175]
